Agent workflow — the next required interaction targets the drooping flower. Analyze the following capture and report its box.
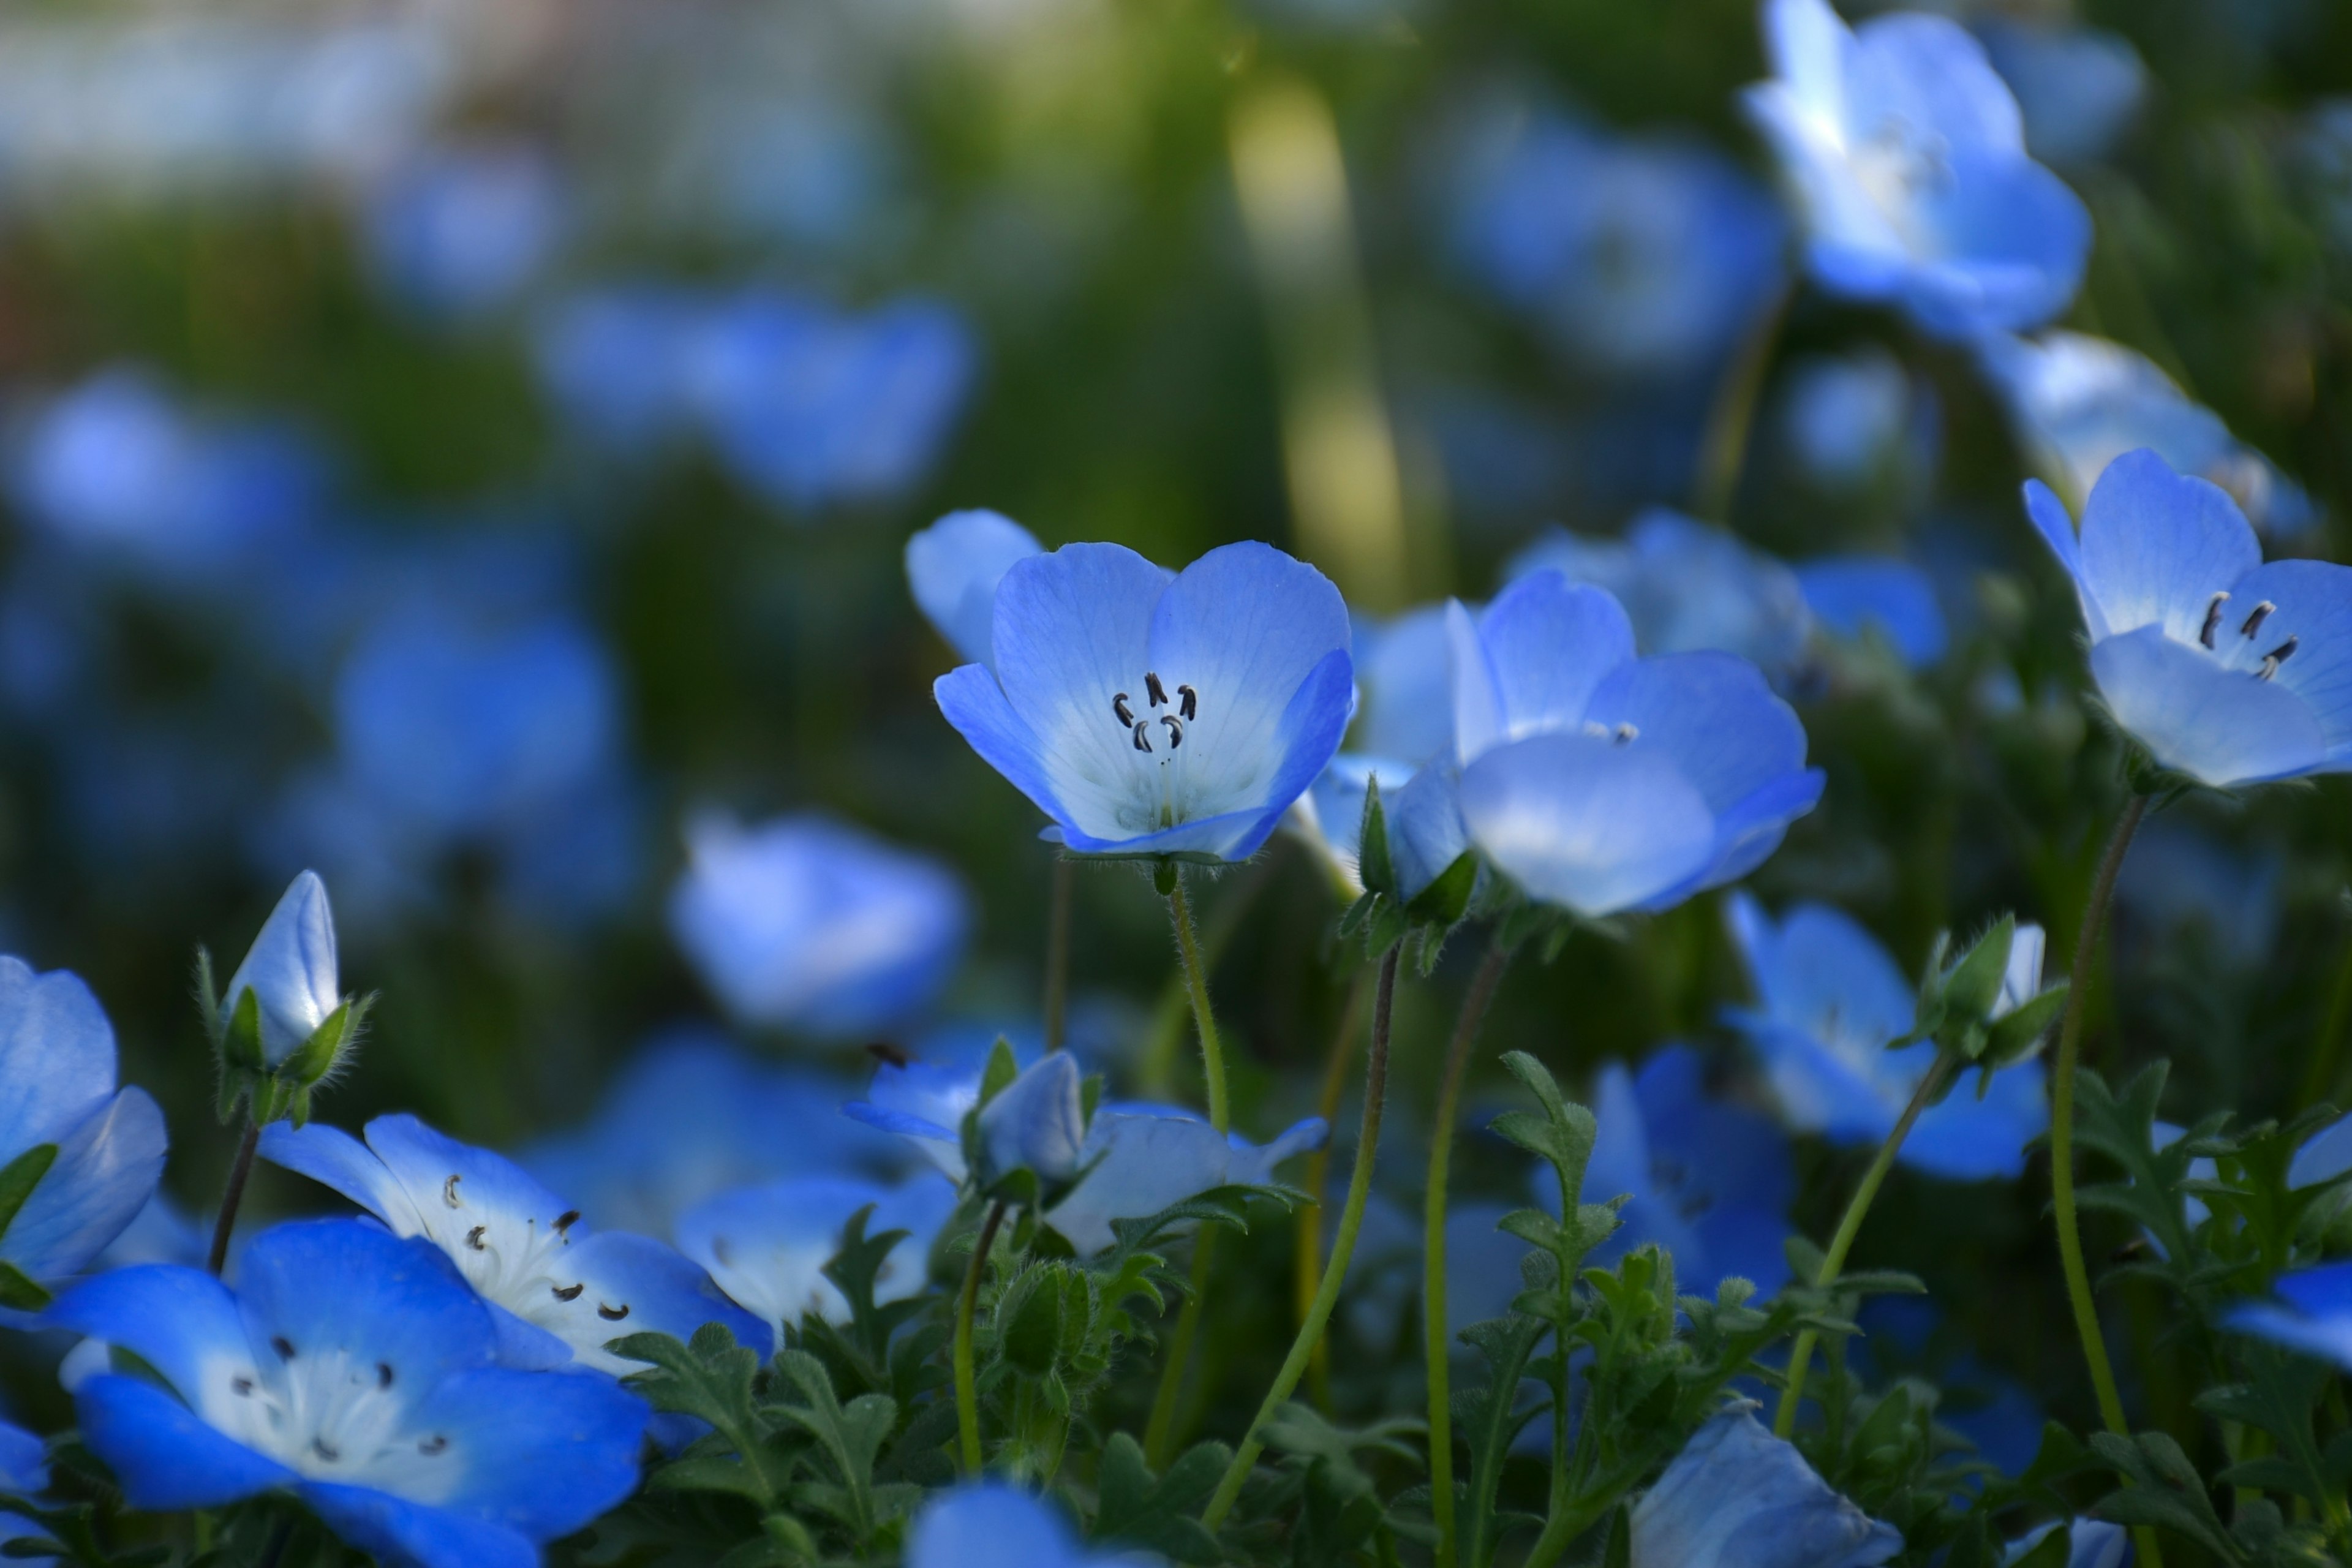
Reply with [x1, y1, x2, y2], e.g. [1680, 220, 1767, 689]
[1741, 0, 2090, 338]
[677, 1175, 956, 1346]
[935, 541, 1354, 861]
[2026, 449, 2352, 790]
[1630, 1404, 1901, 1568]
[260, 1114, 768, 1373]
[907, 1482, 1127, 1568]
[906, 510, 1044, 671]
[975, 1053, 1089, 1188]
[219, 871, 342, 1068]
[2225, 1261, 2352, 1369]
[45, 1219, 647, 1568]
[1447, 571, 1824, 916]
[1046, 1104, 1327, 1256]
[669, 812, 968, 1040]
[0, 959, 167, 1300]
[1724, 893, 2048, 1180]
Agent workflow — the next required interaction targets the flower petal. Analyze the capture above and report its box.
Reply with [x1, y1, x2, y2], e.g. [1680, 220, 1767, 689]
[260, 1121, 424, 1237]
[2090, 624, 2326, 786]
[74, 1374, 293, 1511]
[406, 1365, 647, 1538]
[551, 1231, 773, 1372]
[1583, 651, 1811, 819]
[1458, 733, 1716, 918]
[0, 959, 116, 1158]
[2198, 557, 2352, 761]
[235, 1220, 497, 1395]
[4, 1086, 167, 1282]
[1453, 573, 1635, 762]
[2077, 448, 2261, 643]
[299, 1482, 538, 1568]
[905, 510, 1042, 669]
[679, 1175, 953, 1340]
[1847, 12, 2022, 154]
[43, 1263, 253, 1414]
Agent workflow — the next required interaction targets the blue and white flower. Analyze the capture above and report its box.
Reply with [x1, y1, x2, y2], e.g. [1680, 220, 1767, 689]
[907, 1482, 1129, 1568]
[1047, 1104, 1327, 1256]
[2225, 1261, 2352, 1369]
[219, 870, 343, 1068]
[2027, 448, 2352, 789]
[1630, 1404, 1901, 1568]
[935, 541, 1355, 861]
[678, 1175, 956, 1345]
[907, 510, 1044, 671]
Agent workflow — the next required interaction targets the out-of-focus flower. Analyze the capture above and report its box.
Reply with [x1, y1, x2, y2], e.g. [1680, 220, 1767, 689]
[1741, 0, 2090, 338]
[2224, 1261, 2352, 1368]
[846, 1040, 1038, 1185]
[1724, 893, 2048, 1180]
[531, 284, 704, 453]
[1452, 108, 1786, 382]
[1583, 1046, 1795, 1298]
[1975, 20, 2146, 166]
[1629, 1404, 1901, 1568]
[906, 510, 1044, 669]
[677, 1175, 954, 1345]
[219, 872, 341, 1068]
[1776, 347, 1937, 492]
[1350, 605, 1454, 766]
[359, 143, 567, 324]
[0, 960, 167, 1299]
[1447, 572, 1823, 916]
[1986, 333, 2315, 539]
[1796, 557, 1950, 668]
[907, 1483, 1125, 1568]
[2026, 450, 2352, 790]
[1045, 1104, 1326, 1256]
[45, 1219, 647, 1568]
[935, 541, 1354, 861]
[668, 813, 968, 1039]
[0, 1415, 44, 1556]
[261, 1114, 767, 1374]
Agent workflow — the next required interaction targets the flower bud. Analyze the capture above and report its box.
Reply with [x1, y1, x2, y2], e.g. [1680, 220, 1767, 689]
[976, 1053, 1086, 1189]
[221, 872, 340, 1068]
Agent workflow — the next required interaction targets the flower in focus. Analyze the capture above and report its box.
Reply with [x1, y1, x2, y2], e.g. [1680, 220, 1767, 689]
[1447, 571, 1823, 916]
[1724, 892, 2048, 1180]
[1046, 1103, 1327, 1256]
[1629, 1404, 1901, 1568]
[907, 1482, 1125, 1568]
[358, 142, 568, 325]
[905, 509, 1044, 669]
[669, 812, 969, 1039]
[219, 870, 342, 1068]
[2026, 449, 2352, 789]
[2224, 1261, 2352, 1368]
[260, 1114, 769, 1372]
[935, 541, 1354, 861]
[0, 959, 167, 1303]
[45, 1219, 648, 1568]
[679, 1175, 954, 1346]
[1741, 0, 2090, 338]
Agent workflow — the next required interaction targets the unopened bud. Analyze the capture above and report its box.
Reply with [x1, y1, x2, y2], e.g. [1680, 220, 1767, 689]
[220, 872, 340, 1068]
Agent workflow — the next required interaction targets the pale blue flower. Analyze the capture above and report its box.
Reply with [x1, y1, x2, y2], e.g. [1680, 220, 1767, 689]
[1725, 892, 2048, 1180]
[1976, 20, 2146, 166]
[219, 871, 341, 1067]
[260, 1115, 769, 1373]
[2026, 448, 2352, 789]
[531, 284, 702, 452]
[1743, 0, 2090, 338]
[2225, 1261, 2352, 1369]
[360, 143, 567, 323]
[976, 1054, 1088, 1187]
[846, 1052, 1005, 1185]
[1796, 556, 1950, 668]
[906, 510, 1043, 669]
[1630, 1404, 1901, 1568]
[678, 1175, 956, 1344]
[908, 1483, 1129, 1568]
[1449, 571, 1823, 916]
[1777, 347, 1927, 490]
[1349, 605, 1454, 765]
[668, 812, 968, 1039]
[45, 1219, 647, 1568]
[935, 541, 1354, 861]
[1047, 1104, 1325, 1256]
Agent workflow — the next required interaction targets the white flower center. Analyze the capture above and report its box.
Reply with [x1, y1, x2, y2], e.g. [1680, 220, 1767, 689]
[214, 1341, 460, 1501]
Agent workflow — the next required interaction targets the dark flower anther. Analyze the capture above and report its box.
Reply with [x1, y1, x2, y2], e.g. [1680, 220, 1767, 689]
[597, 1302, 630, 1321]
[1177, 683, 1197, 720]
[466, 1226, 487, 1251]
[552, 1210, 580, 1236]
[1145, 671, 1167, 706]
[271, 1336, 296, 1360]
[1161, 715, 1183, 748]
[2259, 636, 2301, 680]
[2242, 600, 2277, 639]
[1131, 720, 1153, 754]
[1112, 692, 1135, 726]
[2201, 592, 2230, 649]
[552, 1282, 584, 1302]
[443, 1175, 462, 1208]
[376, 1362, 394, 1389]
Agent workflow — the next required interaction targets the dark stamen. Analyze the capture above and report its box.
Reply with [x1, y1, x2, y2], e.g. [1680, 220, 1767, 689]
[597, 1303, 631, 1322]
[2258, 636, 2301, 680]
[2242, 600, 2277, 639]
[552, 1283, 585, 1302]
[863, 1041, 910, 1069]
[377, 1362, 394, 1389]
[419, 1435, 448, 1456]
[1161, 715, 1183, 749]
[443, 1174, 462, 1208]
[466, 1226, 488, 1251]
[1614, 723, 1638, 745]
[1145, 672, 1167, 707]
[1131, 720, 1153, 754]
[313, 1438, 340, 1462]
[2200, 592, 2230, 649]
[231, 1376, 254, 1396]
[1112, 692, 1134, 726]
[1177, 684, 1197, 720]
[552, 1210, 581, 1236]
[271, 1336, 296, 1361]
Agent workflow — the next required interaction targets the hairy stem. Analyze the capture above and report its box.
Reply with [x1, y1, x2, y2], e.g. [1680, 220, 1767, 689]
[1169, 872, 1231, 1134]
[1044, 856, 1072, 1054]
[208, 1118, 261, 1277]
[1302, 970, 1371, 1409]
[955, 1200, 1008, 1476]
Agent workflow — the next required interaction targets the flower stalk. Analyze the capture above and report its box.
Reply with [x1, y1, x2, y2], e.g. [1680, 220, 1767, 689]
[955, 1200, 1009, 1476]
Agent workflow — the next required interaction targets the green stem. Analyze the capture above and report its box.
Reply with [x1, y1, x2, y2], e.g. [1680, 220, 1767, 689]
[1773, 1054, 1954, 1438]
[2297, 927, 2352, 1109]
[1202, 946, 1401, 1530]
[208, 1118, 261, 1276]
[1168, 872, 1232, 1132]
[1044, 856, 1072, 1054]
[1691, 278, 1792, 526]
[1138, 859, 1270, 1098]
[1302, 971, 1371, 1409]
[2050, 796, 2163, 1568]
[1423, 940, 1512, 1566]
[1144, 1230, 1219, 1467]
[955, 1201, 1008, 1476]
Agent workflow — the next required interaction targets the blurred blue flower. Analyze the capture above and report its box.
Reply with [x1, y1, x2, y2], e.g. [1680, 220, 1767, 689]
[532, 284, 704, 453]
[1776, 347, 1937, 492]
[848, 1054, 995, 1183]
[1855, 1295, 2043, 1477]
[1507, 510, 1813, 680]
[1630, 1404, 1901, 1567]
[1796, 556, 1950, 668]
[1724, 892, 2048, 1180]
[219, 872, 340, 1068]
[261, 1114, 769, 1373]
[677, 1175, 954, 1345]
[1452, 107, 1786, 382]
[1448, 571, 1823, 916]
[1742, 0, 2090, 337]
[1582, 1045, 1795, 1298]
[0, 1415, 43, 1557]
[668, 812, 968, 1039]
[2008, 1521, 2130, 1568]
[906, 510, 1044, 669]
[45, 1219, 647, 1568]
[1350, 604, 1454, 765]
[935, 541, 1355, 860]
[360, 143, 567, 324]
[1988, 332, 2315, 539]
[2026, 448, 2352, 789]
[908, 1482, 1120, 1568]
[2224, 1260, 2352, 1368]
[1285, 754, 1422, 897]
[1047, 1103, 1326, 1256]
[1975, 20, 2146, 166]
[0, 959, 167, 1297]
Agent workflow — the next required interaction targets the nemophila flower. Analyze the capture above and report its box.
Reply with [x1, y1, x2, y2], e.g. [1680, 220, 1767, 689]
[1776, 347, 1936, 493]
[677, 1175, 956, 1344]
[1047, 1104, 1327, 1256]
[1447, 571, 1823, 917]
[847, 1051, 1007, 1185]
[1741, 0, 2090, 338]
[935, 541, 1354, 861]
[1796, 556, 1950, 669]
[1349, 605, 1454, 766]
[1988, 333, 2313, 538]
[2026, 450, 2352, 790]
[1583, 1046, 1796, 1298]
[219, 871, 341, 1068]
[907, 1482, 1125, 1568]
[45, 1219, 647, 1568]
[2007, 1521, 2130, 1568]
[0, 1415, 42, 1557]
[907, 510, 1044, 670]
[977, 1053, 1088, 1187]
[668, 812, 968, 1039]
[260, 1115, 768, 1373]
[0, 959, 167, 1300]
[1975, 20, 2146, 167]
[1630, 1404, 1901, 1568]
[531, 284, 702, 453]
[1724, 892, 2048, 1180]
[2224, 1262, 2352, 1369]
[359, 143, 567, 325]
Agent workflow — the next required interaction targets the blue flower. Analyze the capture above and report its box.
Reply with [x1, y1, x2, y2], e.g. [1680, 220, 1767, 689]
[260, 1114, 769, 1372]
[668, 812, 969, 1039]
[45, 1219, 647, 1568]
[1630, 1404, 1901, 1568]
[219, 871, 342, 1068]
[1776, 347, 1935, 492]
[1349, 605, 1454, 766]
[2026, 448, 2352, 789]
[0, 1415, 43, 1558]
[1286, 755, 1424, 897]
[360, 143, 567, 324]
[1742, 0, 2090, 338]
[846, 1052, 1003, 1185]
[1724, 893, 2048, 1180]
[1448, 571, 1823, 916]
[1991, 334, 2314, 540]
[976, 1053, 1089, 1187]
[1796, 556, 1950, 669]
[907, 1482, 1123, 1568]
[1975, 20, 2146, 167]
[2008, 1521, 2130, 1567]
[1047, 1104, 1327, 1256]
[906, 510, 1044, 670]
[1583, 1046, 1795, 1298]
[532, 284, 703, 453]
[679, 1175, 954, 1346]
[935, 541, 1355, 860]
[0, 960, 167, 1297]
[2225, 1261, 2352, 1368]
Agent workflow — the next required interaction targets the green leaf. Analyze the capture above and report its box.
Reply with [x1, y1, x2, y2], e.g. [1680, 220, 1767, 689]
[222, 986, 265, 1073]
[1357, 774, 1396, 899]
[978, 1037, 1020, 1109]
[279, 995, 369, 1091]
[1940, 914, 2015, 1023]
[0, 1262, 51, 1313]
[0, 1144, 58, 1240]
[767, 1351, 899, 1544]
[1091, 1433, 1229, 1564]
[1983, 985, 2070, 1066]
